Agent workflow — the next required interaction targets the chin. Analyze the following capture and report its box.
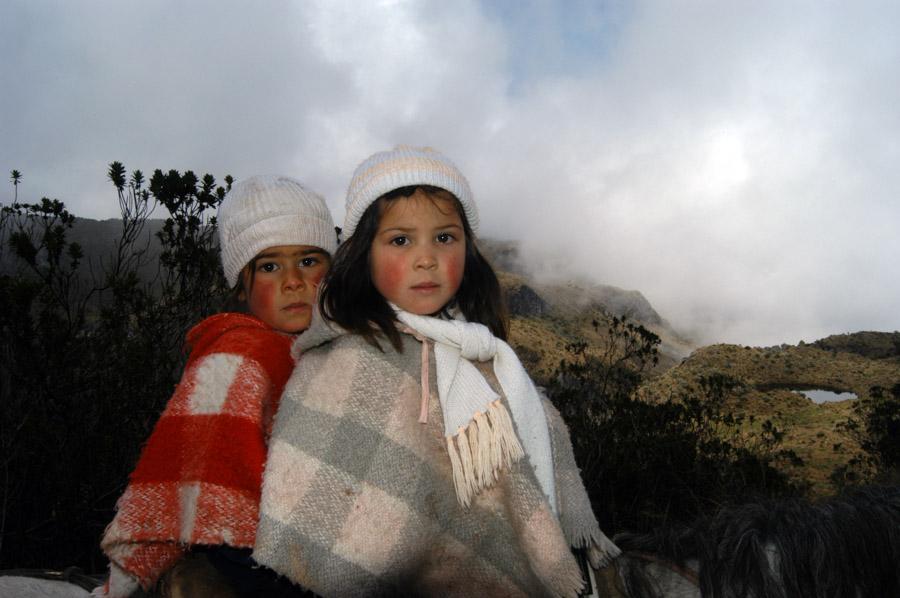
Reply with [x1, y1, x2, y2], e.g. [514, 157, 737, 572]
[391, 293, 450, 316]
[398, 301, 437, 315]
[280, 320, 311, 334]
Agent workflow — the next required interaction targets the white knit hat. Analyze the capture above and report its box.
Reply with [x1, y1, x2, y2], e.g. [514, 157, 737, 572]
[343, 145, 478, 238]
[217, 175, 337, 287]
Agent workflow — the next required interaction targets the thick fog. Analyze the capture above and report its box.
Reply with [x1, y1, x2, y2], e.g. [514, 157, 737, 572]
[2, 0, 898, 346]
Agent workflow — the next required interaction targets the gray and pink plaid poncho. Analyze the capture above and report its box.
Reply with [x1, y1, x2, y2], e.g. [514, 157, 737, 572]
[254, 323, 619, 597]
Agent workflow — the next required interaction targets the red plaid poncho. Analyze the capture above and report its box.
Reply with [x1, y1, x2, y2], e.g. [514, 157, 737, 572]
[97, 313, 294, 596]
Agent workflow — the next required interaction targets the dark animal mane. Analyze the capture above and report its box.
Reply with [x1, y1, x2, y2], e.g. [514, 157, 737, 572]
[614, 485, 900, 598]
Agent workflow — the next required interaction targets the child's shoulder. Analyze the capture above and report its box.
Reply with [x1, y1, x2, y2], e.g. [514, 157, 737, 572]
[188, 312, 292, 362]
[303, 329, 408, 356]
[297, 327, 418, 372]
[294, 314, 416, 357]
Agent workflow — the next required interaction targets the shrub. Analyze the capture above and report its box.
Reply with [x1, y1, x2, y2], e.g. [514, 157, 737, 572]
[0, 165, 230, 570]
[545, 318, 802, 534]
[832, 382, 900, 487]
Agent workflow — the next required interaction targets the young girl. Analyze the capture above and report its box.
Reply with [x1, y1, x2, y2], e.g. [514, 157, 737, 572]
[255, 146, 620, 597]
[97, 175, 336, 597]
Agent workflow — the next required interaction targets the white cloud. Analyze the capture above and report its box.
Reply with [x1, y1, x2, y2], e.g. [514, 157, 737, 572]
[2, 0, 898, 346]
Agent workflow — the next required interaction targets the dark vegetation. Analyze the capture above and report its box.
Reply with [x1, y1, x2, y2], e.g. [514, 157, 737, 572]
[813, 331, 900, 360]
[1, 165, 231, 571]
[2, 165, 898, 573]
[544, 318, 804, 534]
[832, 381, 900, 488]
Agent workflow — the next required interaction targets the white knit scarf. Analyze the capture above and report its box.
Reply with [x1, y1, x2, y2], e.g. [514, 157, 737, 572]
[395, 309, 557, 513]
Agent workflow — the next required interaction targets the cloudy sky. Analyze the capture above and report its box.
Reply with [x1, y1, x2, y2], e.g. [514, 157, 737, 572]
[2, 0, 898, 347]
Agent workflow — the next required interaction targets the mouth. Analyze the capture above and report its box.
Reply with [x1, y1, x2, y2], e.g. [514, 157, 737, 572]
[282, 302, 310, 313]
[410, 282, 440, 292]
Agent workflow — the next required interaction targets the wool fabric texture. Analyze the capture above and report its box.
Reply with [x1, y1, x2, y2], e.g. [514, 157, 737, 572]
[254, 324, 620, 597]
[97, 313, 295, 596]
[394, 309, 557, 512]
[218, 175, 337, 287]
[343, 145, 478, 238]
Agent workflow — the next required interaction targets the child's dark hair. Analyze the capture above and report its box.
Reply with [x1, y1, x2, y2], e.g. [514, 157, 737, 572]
[320, 185, 507, 351]
[221, 257, 259, 313]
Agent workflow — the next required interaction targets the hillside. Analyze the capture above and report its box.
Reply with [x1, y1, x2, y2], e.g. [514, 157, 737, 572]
[813, 331, 900, 361]
[479, 239, 695, 378]
[0, 216, 166, 282]
[483, 240, 900, 495]
[638, 336, 900, 494]
[500, 272, 693, 377]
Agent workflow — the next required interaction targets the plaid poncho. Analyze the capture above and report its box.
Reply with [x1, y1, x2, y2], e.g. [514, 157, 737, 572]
[97, 313, 294, 596]
[255, 324, 619, 597]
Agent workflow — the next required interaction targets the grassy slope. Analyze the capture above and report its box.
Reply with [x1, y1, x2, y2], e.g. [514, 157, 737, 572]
[639, 343, 900, 494]
[499, 271, 691, 383]
[495, 259, 899, 497]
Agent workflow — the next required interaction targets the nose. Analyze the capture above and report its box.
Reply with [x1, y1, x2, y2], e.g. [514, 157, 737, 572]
[415, 250, 437, 270]
[282, 268, 306, 290]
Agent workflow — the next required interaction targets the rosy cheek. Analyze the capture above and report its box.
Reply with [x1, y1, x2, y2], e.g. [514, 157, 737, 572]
[373, 253, 406, 297]
[445, 255, 464, 293]
[249, 279, 277, 312]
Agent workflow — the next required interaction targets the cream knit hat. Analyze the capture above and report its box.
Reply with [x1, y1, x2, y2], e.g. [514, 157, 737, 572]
[217, 175, 337, 287]
[343, 145, 478, 238]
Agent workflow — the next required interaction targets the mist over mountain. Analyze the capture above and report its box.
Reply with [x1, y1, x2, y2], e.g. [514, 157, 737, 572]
[6, 216, 895, 374]
[1, 216, 693, 363]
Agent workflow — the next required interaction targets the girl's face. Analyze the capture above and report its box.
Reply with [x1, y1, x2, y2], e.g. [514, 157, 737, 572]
[370, 190, 466, 315]
[240, 244, 330, 333]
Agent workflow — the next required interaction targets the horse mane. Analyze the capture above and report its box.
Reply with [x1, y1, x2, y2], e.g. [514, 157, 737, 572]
[614, 523, 708, 597]
[614, 485, 900, 598]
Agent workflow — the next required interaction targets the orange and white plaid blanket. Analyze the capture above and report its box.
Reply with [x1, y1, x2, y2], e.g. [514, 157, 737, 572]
[97, 313, 294, 596]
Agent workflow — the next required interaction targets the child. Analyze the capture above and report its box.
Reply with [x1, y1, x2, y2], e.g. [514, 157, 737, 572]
[96, 175, 337, 597]
[255, 146, 620, 597]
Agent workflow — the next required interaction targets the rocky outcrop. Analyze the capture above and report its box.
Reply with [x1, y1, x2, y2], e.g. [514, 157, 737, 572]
[506, 283, 547, 317]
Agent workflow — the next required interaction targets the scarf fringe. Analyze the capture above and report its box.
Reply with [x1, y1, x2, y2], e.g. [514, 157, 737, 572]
[474, 412, 490, 488]
[457, 426, 475, 502]
[446, 399, 524, 508]
[489, 399, 524, 466]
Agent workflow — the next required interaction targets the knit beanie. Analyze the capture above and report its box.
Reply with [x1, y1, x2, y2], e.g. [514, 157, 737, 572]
[343, 145, 478, 238]
[218, 175, 337, 287]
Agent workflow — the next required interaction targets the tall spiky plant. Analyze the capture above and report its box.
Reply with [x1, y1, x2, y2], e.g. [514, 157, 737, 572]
[9, 170, 22, 202]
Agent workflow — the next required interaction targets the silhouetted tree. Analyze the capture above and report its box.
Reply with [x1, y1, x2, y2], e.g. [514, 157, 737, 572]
[0, 163, 230, 571]
[9, 170, 21, 203]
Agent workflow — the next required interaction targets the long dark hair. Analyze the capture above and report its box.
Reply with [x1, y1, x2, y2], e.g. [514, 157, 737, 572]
[320, 185, 507, 351]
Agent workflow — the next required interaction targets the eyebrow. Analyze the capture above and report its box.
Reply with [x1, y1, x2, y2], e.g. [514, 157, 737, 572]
[378, 223, 463, 235]
[255, 248, 328, 259]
